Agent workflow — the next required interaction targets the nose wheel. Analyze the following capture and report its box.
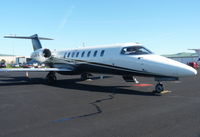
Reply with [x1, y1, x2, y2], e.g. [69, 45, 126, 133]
[154, 83, 164, 93]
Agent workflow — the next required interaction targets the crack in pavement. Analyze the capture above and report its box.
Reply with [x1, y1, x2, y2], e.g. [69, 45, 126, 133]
[53, 94, 115, 123]
[1, 94, 115, 137]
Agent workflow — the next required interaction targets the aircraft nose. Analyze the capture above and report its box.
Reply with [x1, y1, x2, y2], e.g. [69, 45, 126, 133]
[178, 65, 197, 77]
[142, 55, 197, 77]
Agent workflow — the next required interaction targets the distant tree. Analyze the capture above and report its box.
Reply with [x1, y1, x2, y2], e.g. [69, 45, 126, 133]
[0, 59, 6, 64]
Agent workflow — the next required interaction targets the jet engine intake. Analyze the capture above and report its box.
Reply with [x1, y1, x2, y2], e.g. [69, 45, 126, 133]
[31, 48, 52, 63]
[43, 49, 51, 58]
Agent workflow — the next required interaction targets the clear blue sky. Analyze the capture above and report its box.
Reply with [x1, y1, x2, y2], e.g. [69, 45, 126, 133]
[0, 0, 200, 56]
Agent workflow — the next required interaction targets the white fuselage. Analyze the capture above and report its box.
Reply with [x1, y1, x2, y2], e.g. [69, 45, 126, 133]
[44, 43, 197, 78]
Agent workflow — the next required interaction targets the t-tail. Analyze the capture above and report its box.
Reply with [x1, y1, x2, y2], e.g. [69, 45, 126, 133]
[189, 49, 200, 62]
[4, 34, 53, 51]
[4, 34, 53, 63]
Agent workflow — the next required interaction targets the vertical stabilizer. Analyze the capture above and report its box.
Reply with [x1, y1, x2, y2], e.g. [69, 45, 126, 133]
[31, 34, 42, 51]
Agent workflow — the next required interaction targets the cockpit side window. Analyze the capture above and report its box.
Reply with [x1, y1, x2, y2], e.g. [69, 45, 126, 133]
[121, 46, 152, 55]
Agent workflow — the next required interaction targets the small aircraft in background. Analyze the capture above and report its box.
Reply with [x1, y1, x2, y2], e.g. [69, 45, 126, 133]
[189, 49, 200, 63]
[0, 34, 197, 93]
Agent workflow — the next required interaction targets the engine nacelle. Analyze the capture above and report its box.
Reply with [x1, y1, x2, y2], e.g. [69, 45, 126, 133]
[31, 48, 51, 63]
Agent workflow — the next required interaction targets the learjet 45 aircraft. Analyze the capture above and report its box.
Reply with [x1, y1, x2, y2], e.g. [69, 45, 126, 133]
[1, 34, 197, 93]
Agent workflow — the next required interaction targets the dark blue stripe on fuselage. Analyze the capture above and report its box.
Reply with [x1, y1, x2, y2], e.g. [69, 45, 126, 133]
[55, 57, 170, 77]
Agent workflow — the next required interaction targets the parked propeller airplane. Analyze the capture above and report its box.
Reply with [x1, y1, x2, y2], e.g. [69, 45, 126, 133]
[0, 34, 197, 93]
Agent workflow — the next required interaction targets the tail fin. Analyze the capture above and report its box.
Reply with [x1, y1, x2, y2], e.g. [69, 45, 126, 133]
[189, 49, 200, 61]
[4, 34, 53, 51]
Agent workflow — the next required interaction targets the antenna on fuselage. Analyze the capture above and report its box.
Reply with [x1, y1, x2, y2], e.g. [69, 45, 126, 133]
[82, 42, 85, 47]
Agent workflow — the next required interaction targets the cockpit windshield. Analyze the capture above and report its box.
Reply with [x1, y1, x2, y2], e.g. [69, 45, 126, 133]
[121, 46, 153, 55]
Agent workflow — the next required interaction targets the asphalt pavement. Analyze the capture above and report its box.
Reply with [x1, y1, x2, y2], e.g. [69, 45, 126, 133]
[0, 71, 200, 137]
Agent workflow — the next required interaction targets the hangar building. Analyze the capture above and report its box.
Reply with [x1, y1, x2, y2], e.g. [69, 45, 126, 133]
[0, 54, 27, 64]
[163, 52, 198, 64]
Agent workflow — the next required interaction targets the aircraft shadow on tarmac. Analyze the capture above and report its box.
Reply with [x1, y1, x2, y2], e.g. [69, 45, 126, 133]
[0, 76, 157, 96]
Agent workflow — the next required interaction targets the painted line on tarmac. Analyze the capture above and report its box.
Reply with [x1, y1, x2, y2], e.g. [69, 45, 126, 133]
[161, 90, 172, 94]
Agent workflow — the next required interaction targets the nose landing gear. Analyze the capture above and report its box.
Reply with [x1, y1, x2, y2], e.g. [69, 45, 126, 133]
[154, 82, 164, 94]
[153, 77, 178, 94]
[153, 82, 165, 94]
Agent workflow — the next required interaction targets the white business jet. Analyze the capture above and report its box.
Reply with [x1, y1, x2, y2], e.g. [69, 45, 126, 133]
[1, 34, 197, 93]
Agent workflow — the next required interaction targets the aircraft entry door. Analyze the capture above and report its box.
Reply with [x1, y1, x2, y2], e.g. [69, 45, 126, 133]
[137, 56, 145, 72]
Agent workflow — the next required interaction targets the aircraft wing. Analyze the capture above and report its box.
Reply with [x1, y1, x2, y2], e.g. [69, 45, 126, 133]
[0, 68, 72, 72]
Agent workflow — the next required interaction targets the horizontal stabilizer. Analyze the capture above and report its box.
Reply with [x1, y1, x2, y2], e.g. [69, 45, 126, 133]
[0, 68, 71, 72]
[188, 49, 200, 57]
[4, 35, 53, 40]
[4, 34, 53, 51]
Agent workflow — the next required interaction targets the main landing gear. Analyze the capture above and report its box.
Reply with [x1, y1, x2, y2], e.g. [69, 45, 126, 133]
[81, 73, 92, 80]
[154, 82, 164, 94]
[46, 72, 57, 84]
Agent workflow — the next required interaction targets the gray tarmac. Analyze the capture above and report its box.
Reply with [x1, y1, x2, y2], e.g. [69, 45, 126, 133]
[0, 71, 200, 137]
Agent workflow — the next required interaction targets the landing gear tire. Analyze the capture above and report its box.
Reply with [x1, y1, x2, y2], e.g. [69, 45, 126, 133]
[81, 73, 92, 80]
[46, 72, 57, 84]
[154, 83, 164, 94]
